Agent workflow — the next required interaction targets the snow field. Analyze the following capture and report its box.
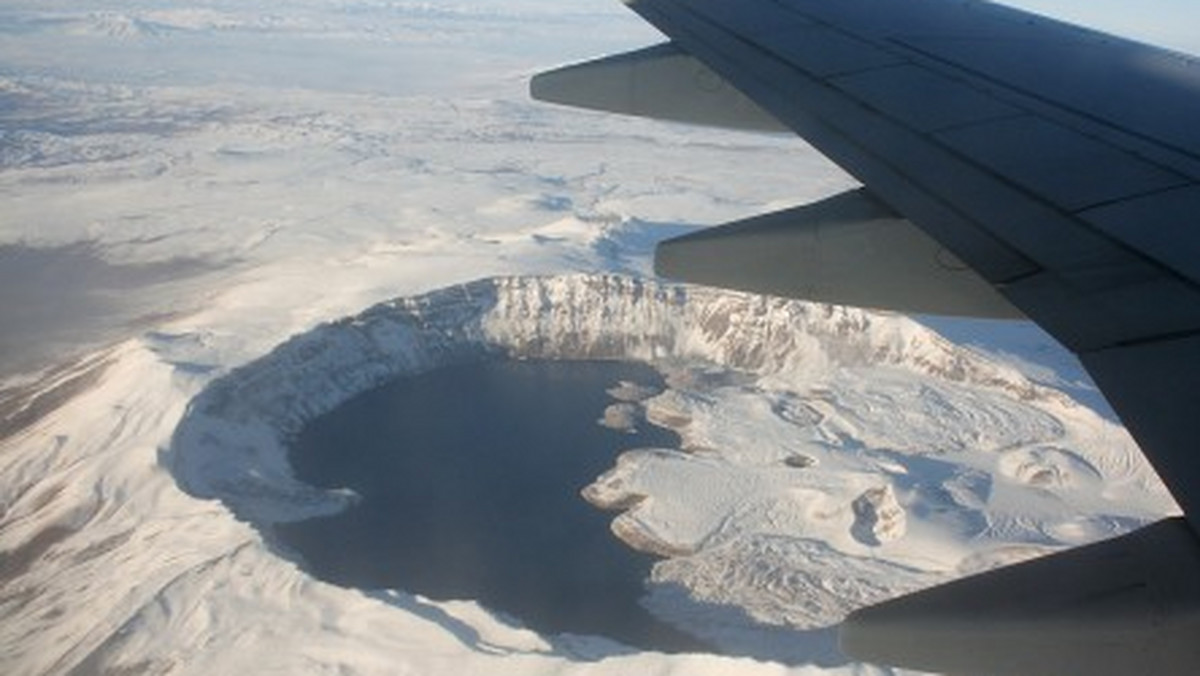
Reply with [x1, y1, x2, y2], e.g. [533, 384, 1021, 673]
[0, 2, 1187, 674]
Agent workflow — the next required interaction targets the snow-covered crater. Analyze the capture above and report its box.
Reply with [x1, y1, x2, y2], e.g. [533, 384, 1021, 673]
[164, 273, 1174, 658]
[168, 273, 1057, 523]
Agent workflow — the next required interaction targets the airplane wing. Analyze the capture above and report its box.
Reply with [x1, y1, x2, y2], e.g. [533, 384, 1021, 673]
[532, 0, 1200, 673]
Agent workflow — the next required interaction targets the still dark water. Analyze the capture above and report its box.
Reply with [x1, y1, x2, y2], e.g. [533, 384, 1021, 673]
[275, 359, 703, 651]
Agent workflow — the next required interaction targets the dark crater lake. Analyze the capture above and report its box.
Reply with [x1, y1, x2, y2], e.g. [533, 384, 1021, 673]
[274, 359, 704, 652]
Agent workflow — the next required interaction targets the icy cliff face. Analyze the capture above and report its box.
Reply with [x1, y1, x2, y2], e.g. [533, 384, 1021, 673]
[485, 275, 1054, 395]
[167, 273, 1057, 522]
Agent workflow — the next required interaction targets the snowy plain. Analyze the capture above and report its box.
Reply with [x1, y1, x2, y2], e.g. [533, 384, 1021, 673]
[0, 1, 1185, 675]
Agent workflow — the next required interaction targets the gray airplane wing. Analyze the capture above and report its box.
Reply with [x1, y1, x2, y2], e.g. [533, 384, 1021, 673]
[532, 0, 1200, 673]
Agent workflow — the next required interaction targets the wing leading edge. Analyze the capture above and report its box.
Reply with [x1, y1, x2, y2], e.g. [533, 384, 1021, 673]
[532, 0, 1200, 673]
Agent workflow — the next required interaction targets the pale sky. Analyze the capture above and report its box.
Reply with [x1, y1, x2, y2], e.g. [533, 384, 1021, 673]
[1000, 0, 1200, 55]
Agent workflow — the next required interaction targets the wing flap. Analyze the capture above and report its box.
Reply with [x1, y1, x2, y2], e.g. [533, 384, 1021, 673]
[1081, 186, 1200, 287]
[934, 115, 1188, 212]
[831, 64, 1020, 133]
[896, 33, 1200, 171]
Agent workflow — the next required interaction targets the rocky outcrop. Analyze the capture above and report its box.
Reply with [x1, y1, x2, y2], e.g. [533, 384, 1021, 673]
[851, 485, 906, 546]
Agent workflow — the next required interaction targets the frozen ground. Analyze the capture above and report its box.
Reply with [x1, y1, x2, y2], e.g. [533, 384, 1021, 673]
[0, 2, 1186, 675]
